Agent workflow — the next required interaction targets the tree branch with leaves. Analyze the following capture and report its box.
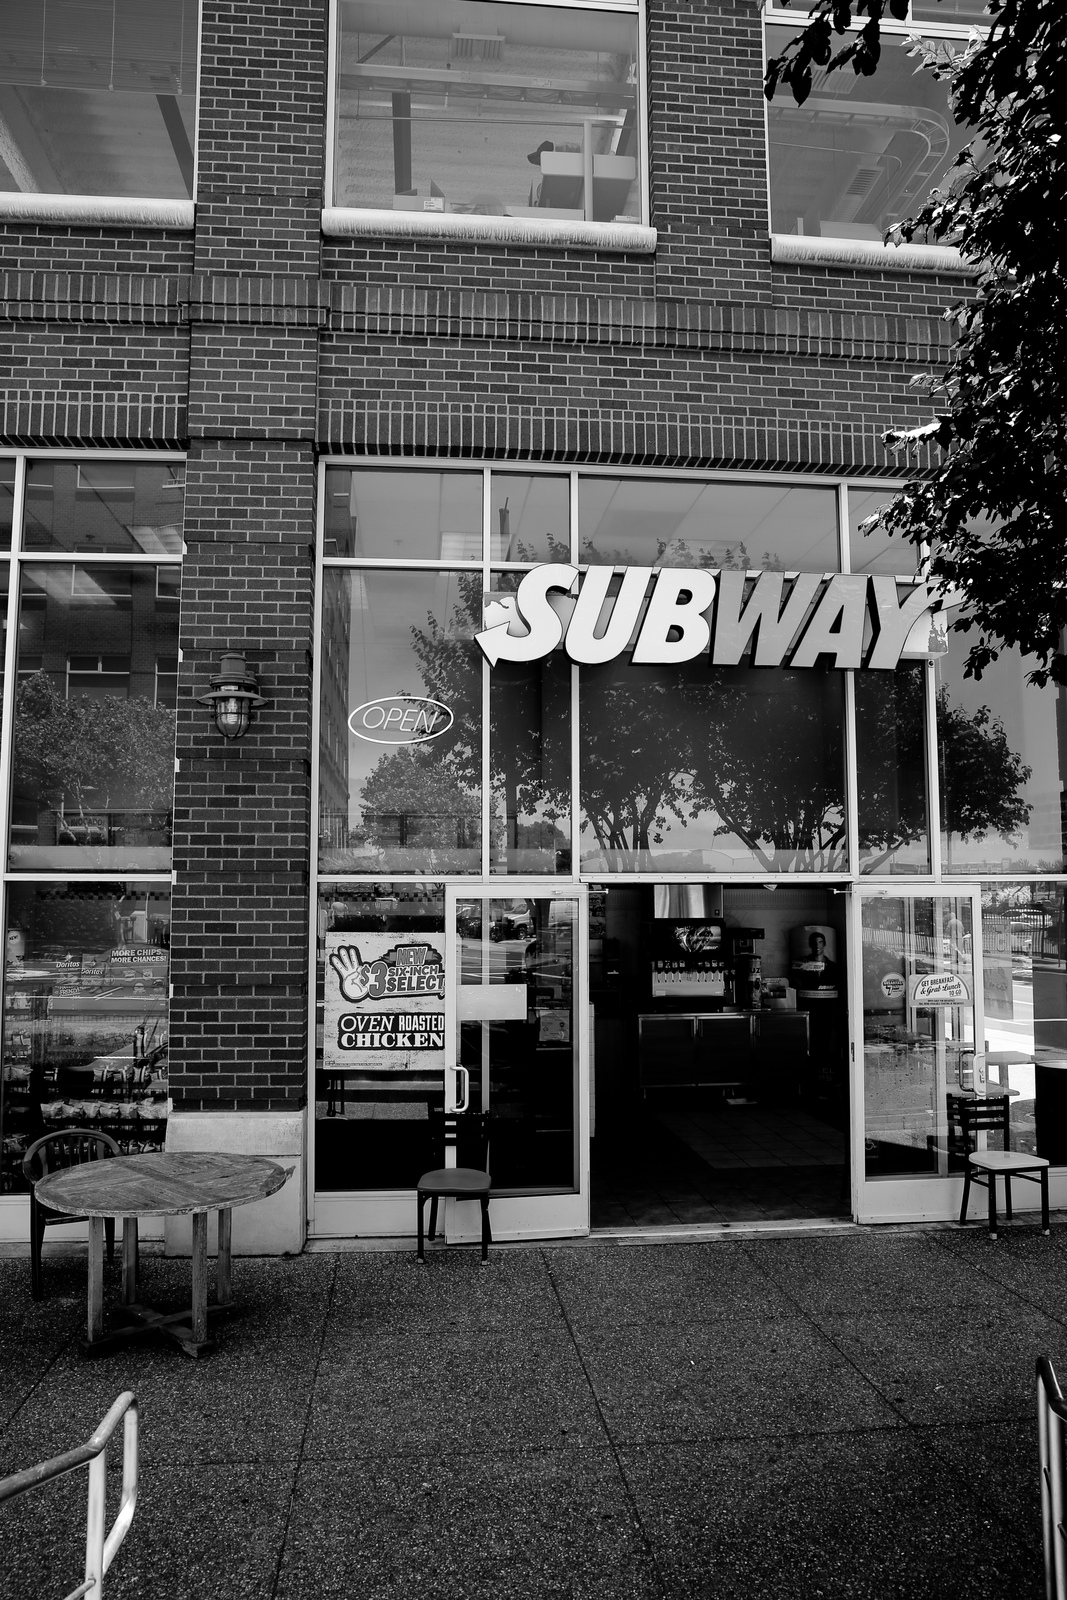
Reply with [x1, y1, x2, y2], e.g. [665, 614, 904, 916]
[768, 0, 1067, 685]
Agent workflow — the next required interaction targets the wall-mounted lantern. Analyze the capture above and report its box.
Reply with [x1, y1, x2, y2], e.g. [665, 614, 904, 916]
[197, 650, 266, 740]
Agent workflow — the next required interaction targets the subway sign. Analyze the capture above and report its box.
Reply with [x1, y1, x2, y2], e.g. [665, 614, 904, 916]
[475, 566, 951, 670]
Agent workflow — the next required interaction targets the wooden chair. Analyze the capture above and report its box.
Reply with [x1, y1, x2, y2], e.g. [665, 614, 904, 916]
[416, 1111, 492, 1263]
[954, 1094, 1050, 1241]
[22, 1130, 121, 1299]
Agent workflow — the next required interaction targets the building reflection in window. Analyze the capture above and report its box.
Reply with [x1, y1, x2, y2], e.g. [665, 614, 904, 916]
[9, 565, 180, 872]
[23, 460, 186, 555]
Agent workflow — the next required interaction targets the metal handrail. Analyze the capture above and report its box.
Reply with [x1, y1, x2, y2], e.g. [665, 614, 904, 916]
[1038, 1359, 1067, 1600]
[0, 1391, 138, 1600]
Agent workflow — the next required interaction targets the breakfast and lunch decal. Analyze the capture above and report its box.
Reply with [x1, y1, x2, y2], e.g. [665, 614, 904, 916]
[908, 971, 972, 1008]
[324, 933, 446, 1073]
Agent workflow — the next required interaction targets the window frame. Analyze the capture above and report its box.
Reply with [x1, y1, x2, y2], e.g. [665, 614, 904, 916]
[314, 458, 938, 893]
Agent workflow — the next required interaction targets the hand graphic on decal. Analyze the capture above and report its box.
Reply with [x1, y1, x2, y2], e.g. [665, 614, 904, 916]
[329, 944, 375, 1003]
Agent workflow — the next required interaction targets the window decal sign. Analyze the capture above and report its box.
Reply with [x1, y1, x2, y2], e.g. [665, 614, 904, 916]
[324, 933, 446, 1073]
[908, 971, 972, 1008]
[349, 695, 453, 745]
[475, 565, 950, 671]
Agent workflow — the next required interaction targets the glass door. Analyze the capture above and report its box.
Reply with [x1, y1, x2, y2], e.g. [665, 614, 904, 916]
[444, 883, 589, 1243]
[851, 884, 986, 1222]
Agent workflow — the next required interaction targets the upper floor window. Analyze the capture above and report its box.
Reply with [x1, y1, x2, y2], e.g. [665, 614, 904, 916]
[331, 0, 644, 230]
[764, 3, 987, 247]
[0, 0, 198, 201]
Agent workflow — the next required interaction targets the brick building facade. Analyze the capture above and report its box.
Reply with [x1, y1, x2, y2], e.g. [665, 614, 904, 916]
[3, 0, 1062, 1252]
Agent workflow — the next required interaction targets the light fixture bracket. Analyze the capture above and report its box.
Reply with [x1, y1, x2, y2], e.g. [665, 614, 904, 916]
[197, 649, 267, 740]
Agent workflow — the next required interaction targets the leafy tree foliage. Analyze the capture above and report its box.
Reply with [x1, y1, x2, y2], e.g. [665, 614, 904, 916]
[767, 0, 1067, 685]
[765, 0, 911, 107]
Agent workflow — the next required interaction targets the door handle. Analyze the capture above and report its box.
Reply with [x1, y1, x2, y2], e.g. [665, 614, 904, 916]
[454, 1065, 469, 1113]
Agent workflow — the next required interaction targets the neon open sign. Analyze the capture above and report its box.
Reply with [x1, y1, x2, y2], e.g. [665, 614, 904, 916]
[475, 565, 950, 671]
[348, 695, 454, 745]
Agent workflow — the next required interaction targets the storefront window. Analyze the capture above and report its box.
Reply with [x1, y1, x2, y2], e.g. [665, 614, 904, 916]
[847, 487, 922, 578]
[323, 468, 482, 560]
[318, 568, 483, 875]
[578, 478, 839, 570]
[0, 881, 170, 1193]
[0, 456, 181, 1199]
[491, 474, 569, 564]
[766, 24, 974, 243]
[579, 659, 847, 873]
[855, 661, 931, 875]
[1, 0, 198, 200]
[980, 882, 1067, 1163]
[456, 891, 579, 1190]
[861, 891, 977, 1179]
[0, 459, 14, 542]
[935, 640, 1065, 874]
[490, 652, 571, 874]
[332, 0, 644, 228]
[9, 564, 179, 871]
[22, 461, 186, 555]
[315, 883, 445, 1191]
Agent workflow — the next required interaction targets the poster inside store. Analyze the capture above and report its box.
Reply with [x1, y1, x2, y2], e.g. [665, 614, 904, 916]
[324, 931, 446, 1073]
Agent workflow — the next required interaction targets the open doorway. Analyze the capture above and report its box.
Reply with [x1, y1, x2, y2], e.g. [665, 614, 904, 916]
[590, 883, 851, 1228]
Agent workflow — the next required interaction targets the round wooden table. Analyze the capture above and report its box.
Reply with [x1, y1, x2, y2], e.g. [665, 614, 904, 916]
[34, 1152, 291, 1357]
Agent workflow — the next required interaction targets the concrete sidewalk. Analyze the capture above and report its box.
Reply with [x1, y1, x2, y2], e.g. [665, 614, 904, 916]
[2, 1223, 1063, 1599]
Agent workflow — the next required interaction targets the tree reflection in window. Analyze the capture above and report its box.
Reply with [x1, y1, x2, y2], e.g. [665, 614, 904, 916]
[353, 574, 484, 874]
[13, 672, 175, 859]
[580, 661, 847, 874]
[856, 664, 1031, 873]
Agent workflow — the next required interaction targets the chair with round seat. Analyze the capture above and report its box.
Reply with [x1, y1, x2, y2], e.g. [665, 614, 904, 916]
[416, 1111, 492, 1262]
[956, 1094, 1050, 1241]
[22, 1129, 121, 1299]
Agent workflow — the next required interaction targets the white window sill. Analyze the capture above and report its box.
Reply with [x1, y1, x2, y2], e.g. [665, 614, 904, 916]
[322, 206, 656, 254]
[770, 232, 972, 277]
[0, 194, 194, 229]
